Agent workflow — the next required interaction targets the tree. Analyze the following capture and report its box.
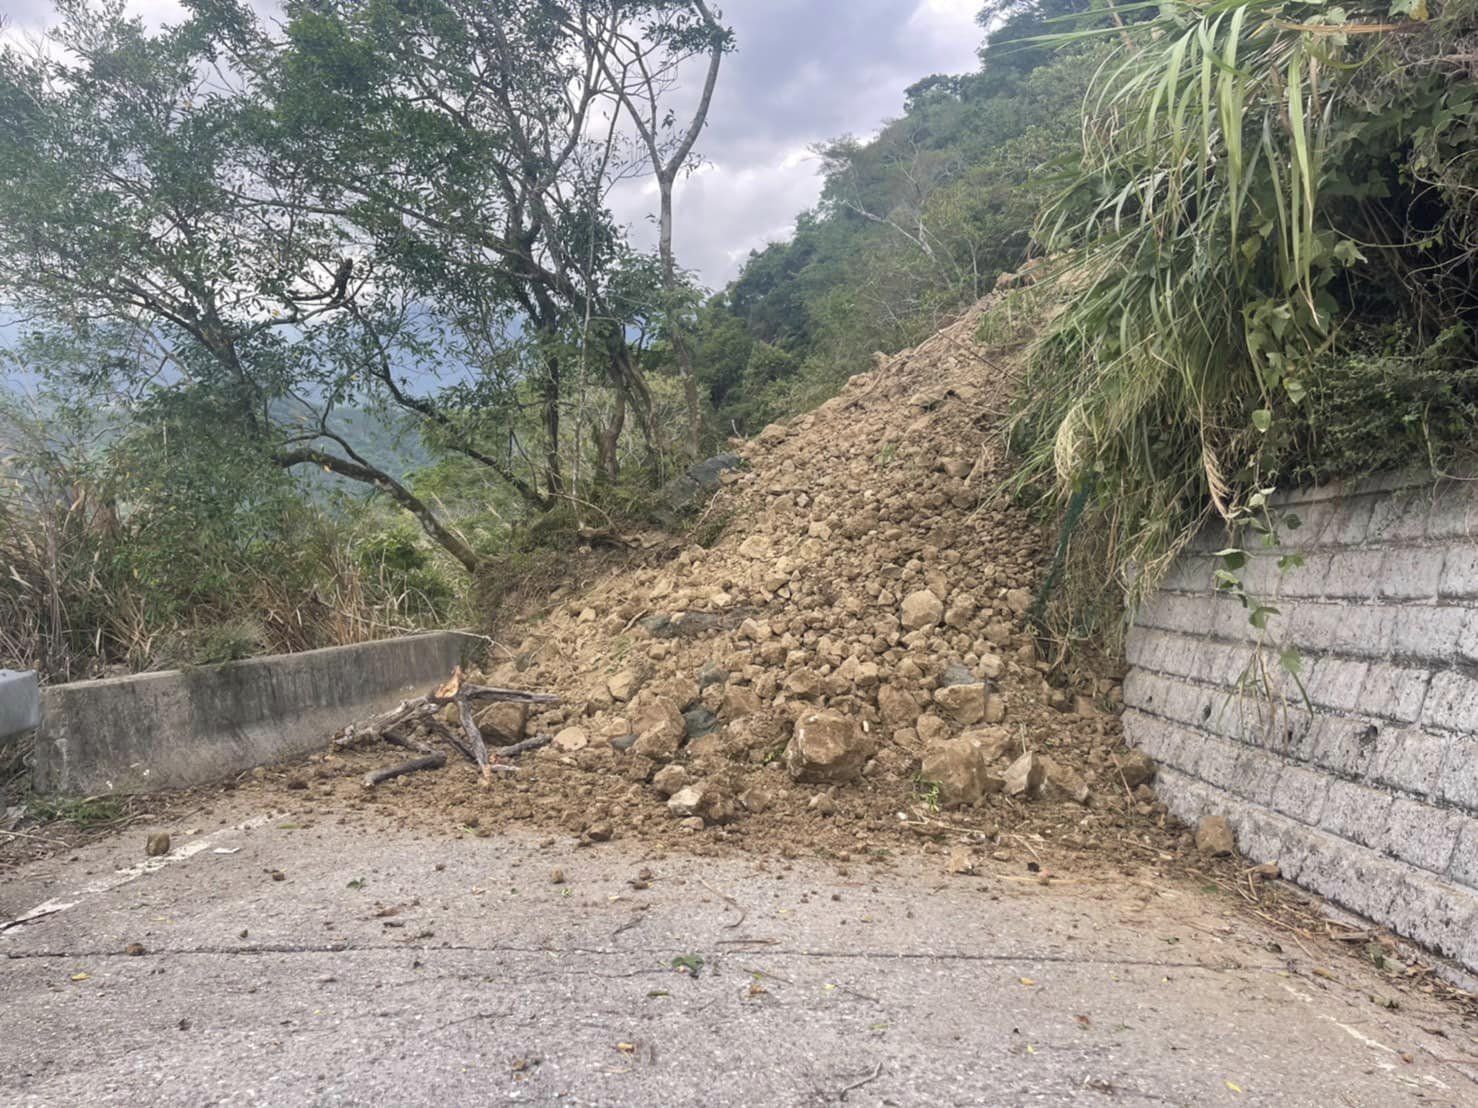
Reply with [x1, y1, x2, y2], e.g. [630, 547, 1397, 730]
[576, 0, 734, 460]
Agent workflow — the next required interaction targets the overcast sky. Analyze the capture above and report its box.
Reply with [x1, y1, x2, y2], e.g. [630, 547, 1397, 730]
[4, 0, 986, 288]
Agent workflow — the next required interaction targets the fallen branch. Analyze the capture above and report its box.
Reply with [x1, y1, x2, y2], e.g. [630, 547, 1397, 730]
[494, 733, 553, 759]
[363, 753, 446, 788]
[336, 668, 560, 779]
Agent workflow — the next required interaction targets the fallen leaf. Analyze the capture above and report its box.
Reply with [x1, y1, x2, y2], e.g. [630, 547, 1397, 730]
[1226, 1081, 1243, 1094]
[69, 972, 90, 982]
[1019, 977, 1036, 987]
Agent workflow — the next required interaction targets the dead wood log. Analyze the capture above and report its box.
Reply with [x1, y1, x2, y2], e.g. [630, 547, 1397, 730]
[363, 753, 446, 788]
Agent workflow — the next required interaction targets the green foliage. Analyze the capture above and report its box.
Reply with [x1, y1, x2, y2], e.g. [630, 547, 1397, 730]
[1286, 326, 1478, 483]
[1010, 0, 1478, 641]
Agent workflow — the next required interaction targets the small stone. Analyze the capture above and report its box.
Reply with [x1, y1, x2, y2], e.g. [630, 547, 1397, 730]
[682, 705, 720, 739]
[550, 869, 566, 885]
[585, 821, 614, 843]
[552, 725, 590, 752]
[668, 785, 706, 818]
[607, 668, 645, 702]
[652, 764, 689, 798]
[1116, 750, 1157, 790]
[1044, 758, 1091, 805]
[933, 683, 987, 726]
[125, 942, 146, 956]
[946, 846, 976, 876]
[1005, 588, 1032, 615]
[1004, 752, 1046, 798]
[738, 534, 773, 559]
[145, 833, 171, 858]
[900, 590, 944, 630]
[809, 793, 837, 816]
[1195, 816, 1236, 857]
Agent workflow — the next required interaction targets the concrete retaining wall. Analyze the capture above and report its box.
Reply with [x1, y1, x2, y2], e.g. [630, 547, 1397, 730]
[1123, 471, 1478, 973]
[35, 632, 473, 795]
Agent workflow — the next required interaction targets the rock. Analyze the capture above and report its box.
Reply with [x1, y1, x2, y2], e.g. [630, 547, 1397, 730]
[916, 714, 952, 746]
[697, 661, 728, 688]
[739, 786, 774, 813]
[946, 845, 977, 876]
[756, 422, 788, 445]
[652, 764, 689, 797]
[683, 705, 720, 739]
[1005, 588, 1032, 615]
[1116, 750, 1157, 790]
[933, 683, 987, 726]
[877, 684, 921, 727]
[721, 686, 762, 719]
[900, 589, 944, 630]
[959, 727, 1016, 764]
[550, 868, 566, 884]
[1044, 758, 1091, 805]
[920, 739, 1004, 807]
[477, 700, 529, 742]
[552, 726, 590, 753]
[784, 668, 823, 698]
[585, 821, 614, 843]
[784, 711, 875, 784]
[125, 942, 146, 956]
[667, 784, 737, 825]
[738, 534, 773, 560]
[145, 833, 170, 857]
[809, 792, 837, 816]
[667, 785, 705, 817]
[1196, 815, 1236, 857]
[1004, 752, 1046, 798]
[939, 662, 976, 687]
[607, 668, 645, 703]
[983, 694, 1007, 724]
[629, 692, 685, 758]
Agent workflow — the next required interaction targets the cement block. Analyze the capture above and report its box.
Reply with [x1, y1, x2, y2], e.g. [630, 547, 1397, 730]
[1423, 670, 1478, 733]
[0, 669, 40, 743]
[1440, 547, 1478, 599]
[34, 632, 473, 795]
[1382, 798, 1461, 873]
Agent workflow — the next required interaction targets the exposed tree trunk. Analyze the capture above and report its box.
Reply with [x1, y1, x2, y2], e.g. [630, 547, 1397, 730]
[541, 346, 563, 498]
[658, 184, 703, 461]
[275, 446, 483, 575]
[596, 380, 625, 483]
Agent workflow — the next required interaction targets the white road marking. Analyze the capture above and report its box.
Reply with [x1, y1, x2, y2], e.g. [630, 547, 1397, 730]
[1, 812, 274, 934]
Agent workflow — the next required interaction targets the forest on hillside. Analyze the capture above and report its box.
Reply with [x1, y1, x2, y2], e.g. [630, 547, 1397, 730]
[2, 0, 1476, 677]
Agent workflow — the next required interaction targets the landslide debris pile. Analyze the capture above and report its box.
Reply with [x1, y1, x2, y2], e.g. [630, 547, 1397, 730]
[326, 300, 1173, 860]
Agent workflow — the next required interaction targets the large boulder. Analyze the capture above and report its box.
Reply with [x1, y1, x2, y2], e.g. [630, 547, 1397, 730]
[920, 739, 1005, 808]
[784, 711, 875, 784]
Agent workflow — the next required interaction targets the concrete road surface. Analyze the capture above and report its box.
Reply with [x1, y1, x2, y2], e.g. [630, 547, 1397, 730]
[2, 805, 1474, 1106]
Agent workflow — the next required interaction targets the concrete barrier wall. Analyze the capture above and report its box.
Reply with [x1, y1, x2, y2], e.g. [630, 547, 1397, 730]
[1123, 471, 1478, 973]
[35, 632, 473, 795]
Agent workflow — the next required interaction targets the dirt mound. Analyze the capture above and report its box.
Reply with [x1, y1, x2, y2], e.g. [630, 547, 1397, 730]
[284, 298, 1194, 870]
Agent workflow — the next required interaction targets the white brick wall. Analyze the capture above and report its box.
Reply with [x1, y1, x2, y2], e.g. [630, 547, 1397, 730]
[1123, 473, 1478, 973]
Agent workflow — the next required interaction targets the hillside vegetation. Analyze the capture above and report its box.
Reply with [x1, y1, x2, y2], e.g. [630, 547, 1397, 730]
[1, 0, 1475, 678]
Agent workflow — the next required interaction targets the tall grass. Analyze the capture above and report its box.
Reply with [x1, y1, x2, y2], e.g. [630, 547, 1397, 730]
[1010, 0, 1476, 642]
[0, 401, 458, 682]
